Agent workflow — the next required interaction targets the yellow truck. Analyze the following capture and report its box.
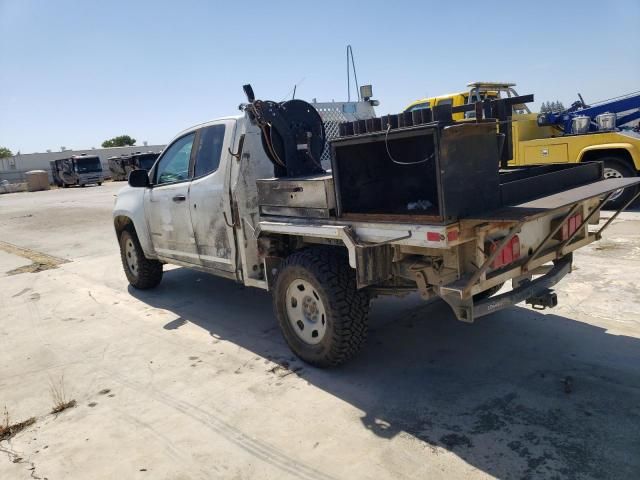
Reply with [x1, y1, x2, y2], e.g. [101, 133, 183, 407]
[406, 82, 640, 207]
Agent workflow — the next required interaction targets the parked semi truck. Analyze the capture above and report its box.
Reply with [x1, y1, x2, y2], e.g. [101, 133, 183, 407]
[406, 83, 640, 207]
[113, 85, 640, 367]
[108, 151, 161, 181]
[51, 154, 104, 187]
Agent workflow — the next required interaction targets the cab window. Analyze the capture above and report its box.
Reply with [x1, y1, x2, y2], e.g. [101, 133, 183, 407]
[155, 133, 195, 184]
[408, 101, 430, 112]
[437, 98, 453, 107]
[193, 124, 226, 178]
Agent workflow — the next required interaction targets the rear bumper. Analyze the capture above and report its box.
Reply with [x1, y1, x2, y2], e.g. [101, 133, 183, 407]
[473, 255, 572, 319]
[438, 255, 572, 322]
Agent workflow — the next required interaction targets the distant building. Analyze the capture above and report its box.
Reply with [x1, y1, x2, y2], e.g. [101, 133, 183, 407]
[0, 145, 166, 183]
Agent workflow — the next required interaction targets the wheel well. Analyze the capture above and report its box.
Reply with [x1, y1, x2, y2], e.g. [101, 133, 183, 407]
[114, 215, 134, 238]
[580, 148, 634, 170]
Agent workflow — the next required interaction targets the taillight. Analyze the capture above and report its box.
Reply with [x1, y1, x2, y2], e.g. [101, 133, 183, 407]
[486, 235, 520, 269]
[553, 213, 583, 241]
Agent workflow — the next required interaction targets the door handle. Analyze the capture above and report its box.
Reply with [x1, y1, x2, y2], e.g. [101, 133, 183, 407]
[172, 194, 186, 202]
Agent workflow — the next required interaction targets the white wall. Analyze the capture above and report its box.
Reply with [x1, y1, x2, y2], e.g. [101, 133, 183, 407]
[0, 145, 166, 183]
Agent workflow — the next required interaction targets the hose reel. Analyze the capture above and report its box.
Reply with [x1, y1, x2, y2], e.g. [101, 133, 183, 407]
[242, 84, 326, 177]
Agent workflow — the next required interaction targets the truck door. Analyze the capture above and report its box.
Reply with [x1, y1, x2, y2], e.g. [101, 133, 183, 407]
[144, 132, 200, 263]
[188, 120, 237, 273]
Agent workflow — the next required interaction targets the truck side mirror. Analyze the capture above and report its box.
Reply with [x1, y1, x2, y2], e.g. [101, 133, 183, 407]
[128, 169, 150, 188]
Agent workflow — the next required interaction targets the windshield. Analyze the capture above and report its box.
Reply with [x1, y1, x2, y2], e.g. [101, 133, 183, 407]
[137, 155, 157, 170]
[75, 157, 102, 173]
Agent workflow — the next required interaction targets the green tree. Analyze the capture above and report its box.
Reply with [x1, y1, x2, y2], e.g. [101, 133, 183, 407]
[540, 101, 566, 113]
[0, 146, 13, 158]
[101, 135, 136, 148]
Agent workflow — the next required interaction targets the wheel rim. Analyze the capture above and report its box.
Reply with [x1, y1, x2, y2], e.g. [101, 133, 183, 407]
[125, 237, 139, 277]
[604, 167, 624, 202]
[285, 278, 327, 345]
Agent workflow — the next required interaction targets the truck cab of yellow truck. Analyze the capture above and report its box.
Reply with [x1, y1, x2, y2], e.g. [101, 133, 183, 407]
[406, 82, 640, 207]
[406, 82, 530, 121]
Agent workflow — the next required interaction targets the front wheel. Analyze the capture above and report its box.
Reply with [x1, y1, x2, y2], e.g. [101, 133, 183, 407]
[97, 182, 102, 186]
[273, 247, 370, 367]
[119, 229, 163, 289]
[601, 158, 637, 209]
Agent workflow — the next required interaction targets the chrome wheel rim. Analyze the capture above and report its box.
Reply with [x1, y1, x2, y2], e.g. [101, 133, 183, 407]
[603, 167, 624, 202]
[125, 238, 139, 277]
[285, 278, 327, 345]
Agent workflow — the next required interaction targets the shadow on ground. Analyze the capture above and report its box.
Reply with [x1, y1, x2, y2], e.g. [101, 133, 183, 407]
[129, 268, 640, 480]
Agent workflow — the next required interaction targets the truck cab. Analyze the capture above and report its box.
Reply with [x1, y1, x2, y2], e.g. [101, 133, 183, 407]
[406, 82, 529, 121]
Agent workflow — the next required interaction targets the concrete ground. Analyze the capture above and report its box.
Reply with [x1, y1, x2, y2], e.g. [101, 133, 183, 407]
[1, 182, 639, 480]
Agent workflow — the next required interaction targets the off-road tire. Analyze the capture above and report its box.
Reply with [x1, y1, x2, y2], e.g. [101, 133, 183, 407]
[273, 247, 370, 367]
[119, 229, 163, 289]
[599, 157, 637, 209]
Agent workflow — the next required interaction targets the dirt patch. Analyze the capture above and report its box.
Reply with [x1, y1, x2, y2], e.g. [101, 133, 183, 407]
[0, 240, 69, 275]
[51, 400, 76, 414]
[594, 243, 622, 251]
[0, 408, 36, 442]
[266, 358, 303, 378]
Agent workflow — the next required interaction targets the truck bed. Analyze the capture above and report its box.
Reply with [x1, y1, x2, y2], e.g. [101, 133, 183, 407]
[257, 160, 613, 226]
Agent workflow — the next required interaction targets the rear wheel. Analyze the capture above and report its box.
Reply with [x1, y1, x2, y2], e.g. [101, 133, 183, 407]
[119, 229, 163, 289]
[599, 157, 637, 209]
[273, 247, 370, 367]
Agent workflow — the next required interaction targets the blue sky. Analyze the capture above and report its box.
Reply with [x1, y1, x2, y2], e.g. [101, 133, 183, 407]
[1, 0, 638, 153]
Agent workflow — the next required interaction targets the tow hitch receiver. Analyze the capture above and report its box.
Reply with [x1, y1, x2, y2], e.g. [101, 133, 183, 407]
[526, 289, 558, 310]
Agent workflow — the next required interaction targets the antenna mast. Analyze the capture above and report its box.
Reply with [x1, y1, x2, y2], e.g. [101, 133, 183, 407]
[346, 45, 360, 102]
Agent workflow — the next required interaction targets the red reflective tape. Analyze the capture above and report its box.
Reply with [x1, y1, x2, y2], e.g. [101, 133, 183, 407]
[488, 235, 520, 269]
[511, 236, 520, 260]
[427, 232, 441, 242]
[447, 230, 459, 242]
[503, 245, 513, 264]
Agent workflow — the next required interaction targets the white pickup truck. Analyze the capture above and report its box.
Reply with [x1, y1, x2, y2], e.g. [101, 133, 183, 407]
[113, 91, 640, 367]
